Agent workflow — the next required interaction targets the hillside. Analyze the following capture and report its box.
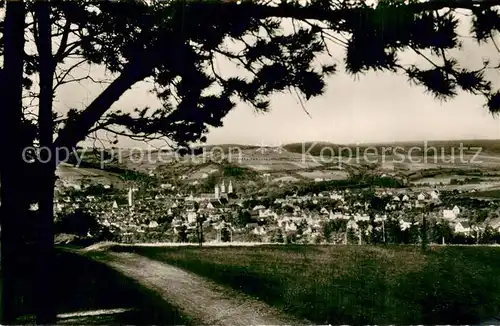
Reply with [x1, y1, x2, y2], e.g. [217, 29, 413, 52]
[113, 244, 500, 325]
[283, 142, 345, 157]
[283, 139, 500, 156]
[55, 139, 500, 189]
[55, 163, 124, 188]
[200, 144, 261, 153]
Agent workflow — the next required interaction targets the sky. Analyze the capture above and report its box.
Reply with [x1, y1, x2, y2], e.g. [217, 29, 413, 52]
[54, 10, 500, 149]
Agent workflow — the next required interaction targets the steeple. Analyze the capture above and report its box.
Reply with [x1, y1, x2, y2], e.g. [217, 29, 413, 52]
[128, 187, 134, 207]
[221, 180, 226, 193]
[215, 184, 220, 199]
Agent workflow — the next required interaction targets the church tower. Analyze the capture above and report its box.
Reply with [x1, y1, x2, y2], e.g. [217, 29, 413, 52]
[128, 187, 134, 208]
[215, 184, 220, 199]
[228, 180, 233, 194]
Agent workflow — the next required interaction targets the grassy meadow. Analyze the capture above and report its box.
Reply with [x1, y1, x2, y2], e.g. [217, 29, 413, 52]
[112, 244, 500, 325]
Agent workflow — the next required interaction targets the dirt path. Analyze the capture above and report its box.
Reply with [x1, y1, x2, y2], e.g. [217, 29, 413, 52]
[92, 251, 309, 326]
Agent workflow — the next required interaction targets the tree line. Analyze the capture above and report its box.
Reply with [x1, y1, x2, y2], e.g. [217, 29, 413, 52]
[268, 217, 500, 246]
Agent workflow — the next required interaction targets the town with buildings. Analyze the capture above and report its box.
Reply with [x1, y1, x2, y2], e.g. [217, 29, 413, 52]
[53, 157, 500, 245]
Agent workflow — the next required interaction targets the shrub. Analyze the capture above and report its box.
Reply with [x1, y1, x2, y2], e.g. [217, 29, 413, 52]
[286, 231, 297, 244]
[221, 227, 231, 242]
[55, 209, 100, 237]
[270, 228, 285, 243]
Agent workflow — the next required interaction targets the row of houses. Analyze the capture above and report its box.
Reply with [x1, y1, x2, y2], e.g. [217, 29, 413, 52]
[54, 178, 500, 241]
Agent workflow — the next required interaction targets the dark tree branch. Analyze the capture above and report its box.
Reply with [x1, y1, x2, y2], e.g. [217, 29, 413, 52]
[54, 59, 154, 152]
[187, 0, 500, 22]
[53, 58, 86, 89]
[54, 18, 71, 62]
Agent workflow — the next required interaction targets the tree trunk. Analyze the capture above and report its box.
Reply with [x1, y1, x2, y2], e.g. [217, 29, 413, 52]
[35, 171, 56, 324]
[34, 2, 56, 323]
[198, 220, 204, 246]
[0, 1, 26, 323]
[382, 220, 385, 243]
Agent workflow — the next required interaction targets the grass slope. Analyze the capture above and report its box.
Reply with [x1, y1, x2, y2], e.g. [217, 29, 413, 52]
[114, 245, 500, 325]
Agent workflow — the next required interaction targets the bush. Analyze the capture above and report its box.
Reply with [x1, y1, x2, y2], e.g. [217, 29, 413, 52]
[241, 232, 262, 242]
[187, 232, 199, 243]
[270, 229, 285, 243]
[313, 233, 324, 244]
[55, 209, 100, 237]
[286, 231, 297, 244]
[221, 227, 231, 242]
[176, 225, 188, 242]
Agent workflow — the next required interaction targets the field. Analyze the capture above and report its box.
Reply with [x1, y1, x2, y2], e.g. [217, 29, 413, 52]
[467, 189, 500, 199]
[56, 140, 500, 191]
[271, 176, 300, 183]
[413, 175, 472, 185]
[112, 245, 500, 325]
[297, 170, 350, 180]
[284, 140, 500, 156]
[55, 163, 124, 187]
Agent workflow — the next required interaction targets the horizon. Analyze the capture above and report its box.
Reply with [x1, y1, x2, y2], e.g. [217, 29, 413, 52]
[76, 137, 500, 150]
